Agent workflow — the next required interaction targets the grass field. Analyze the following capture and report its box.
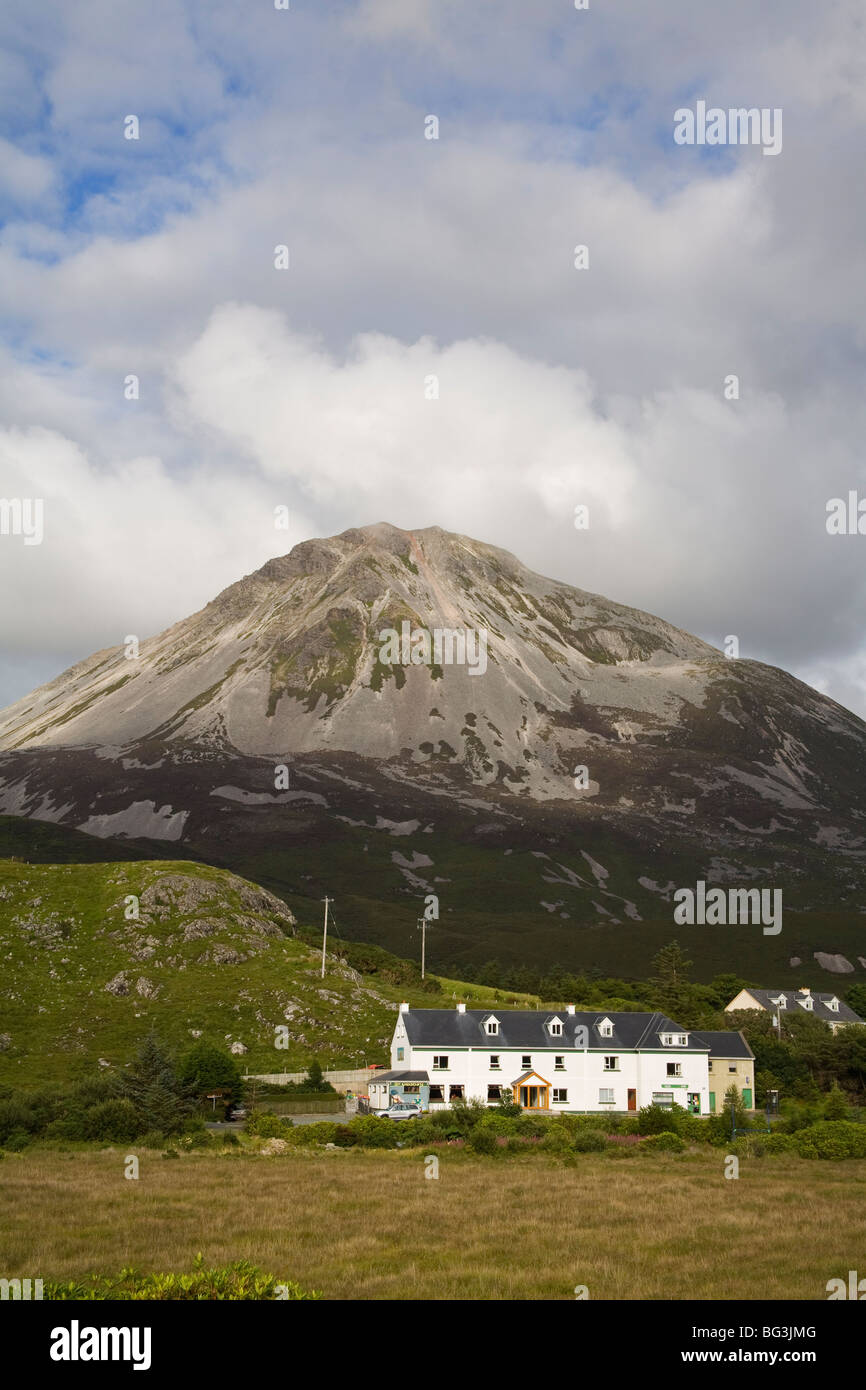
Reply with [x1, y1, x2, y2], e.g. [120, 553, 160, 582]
[2, 1148, 864, 1300]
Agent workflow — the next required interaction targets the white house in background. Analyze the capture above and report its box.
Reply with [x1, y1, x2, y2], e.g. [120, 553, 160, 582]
[725, 986, 864, 1035]
[372, 1004, 724, 1115]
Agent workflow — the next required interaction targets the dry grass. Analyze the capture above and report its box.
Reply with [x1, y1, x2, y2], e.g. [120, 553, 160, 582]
[2, 1148, 865, 1300]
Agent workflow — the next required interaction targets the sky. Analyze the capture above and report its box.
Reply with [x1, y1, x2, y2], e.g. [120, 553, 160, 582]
[1, 0, 865, 716]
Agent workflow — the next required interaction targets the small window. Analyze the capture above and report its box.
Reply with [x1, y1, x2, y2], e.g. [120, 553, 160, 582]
[449, 1084, 464, 1101]
[729, 1065, 737, 1073]
[553, 1088, 568, 1104]
[432, 1055, 449, 1070]
[522, 1055, 531, 1069]
[604, 1056, 618, 1071]
[598, 1020, 613, 1038]
[652, 1091, 674, 1109]
[487, 1084, 502, 1102]
[708, 1060, 714, 1071]
[429, 1085, 444, 1102]
[489, 1055, 500, 1070]
[829, 997, 839, 1011]
[554, 1055, 565, 1070]
[666, 1062, 682, 1077]
[599, 1088, 615, 1104]
[396, 1047, 404, 1061]
[486, 1019, 499, 1035]
[549, 1020, 562, 1036]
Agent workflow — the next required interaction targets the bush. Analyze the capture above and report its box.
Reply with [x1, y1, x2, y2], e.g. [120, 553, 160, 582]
[731, 1133, 796, 1157]
[140, 1131, 167, 1149]
[346, 1115, 401, 1149]
[44, 1256, 321, 1300]
[639, 1131, 686, 1153]
[4, 1129, 31, 1152]
[246, 1111, 290, 1139]
[794, 1121, 866, 1160]
[0, 1098, 38, 1143]
[467, 1126, 500, 1155]
[824, 1086, 849, 1122]
[82, 1099, 142, 1144]
[572, 1128, 607, 1153]
[286, 1121, 339, 1147]
[541, 1124, 576, 1156]
[637, 1103, 687, 1136]
[222, 1131, 240, 1146]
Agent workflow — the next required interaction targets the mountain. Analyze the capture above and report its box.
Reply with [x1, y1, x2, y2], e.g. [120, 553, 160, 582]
[1, 522, 865, 978]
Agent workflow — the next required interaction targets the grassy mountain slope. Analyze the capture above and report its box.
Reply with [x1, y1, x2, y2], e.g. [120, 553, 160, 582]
[0, 855, 482, 1092]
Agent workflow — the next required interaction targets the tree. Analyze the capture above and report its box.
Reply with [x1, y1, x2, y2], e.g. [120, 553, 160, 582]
[823, 1083, 849, 1121]
[177, 1041, 242, 1108]
[649, 941, 696, 1020]
[114, 1033, 195, 1136]
[845, 984, 866, 1020]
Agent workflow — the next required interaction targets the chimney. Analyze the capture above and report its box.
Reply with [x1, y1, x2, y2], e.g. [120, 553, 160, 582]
[566, 1004, 575, 1015]
[456, 1002, 466, 1013]
[399, 1001, 410, 1013]
[799, 987, 811, 997]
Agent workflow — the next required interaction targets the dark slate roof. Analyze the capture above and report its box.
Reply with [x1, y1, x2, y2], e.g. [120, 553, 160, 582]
[691, 1030, 754, 1061]
[734, 989, 864, 1025]
[402, 1009, 703, 1051]
[369, 1070, 430, 1083]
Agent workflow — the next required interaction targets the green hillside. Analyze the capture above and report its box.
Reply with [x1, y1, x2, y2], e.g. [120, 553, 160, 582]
[0, 856, 482, 1092]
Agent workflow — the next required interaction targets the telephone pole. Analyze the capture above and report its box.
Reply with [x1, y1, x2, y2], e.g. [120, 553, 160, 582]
[417, 915, 434, 979]
[321, 896, 332, 978]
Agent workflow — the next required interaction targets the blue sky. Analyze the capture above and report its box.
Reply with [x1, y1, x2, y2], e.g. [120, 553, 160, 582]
[1, 0, 865, 716]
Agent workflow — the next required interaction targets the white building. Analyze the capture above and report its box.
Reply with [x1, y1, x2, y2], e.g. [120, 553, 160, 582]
[371, 1004, 727, 1115]
[726, 986, 864, 1035]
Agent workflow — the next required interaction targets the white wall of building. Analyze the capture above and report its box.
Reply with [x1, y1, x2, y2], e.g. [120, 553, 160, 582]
[388, 1014, 710, 1114]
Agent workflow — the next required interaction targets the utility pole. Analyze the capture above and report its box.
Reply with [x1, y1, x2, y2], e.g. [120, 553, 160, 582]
[417, 916, 428, 979]
[321, 896, 332, 979]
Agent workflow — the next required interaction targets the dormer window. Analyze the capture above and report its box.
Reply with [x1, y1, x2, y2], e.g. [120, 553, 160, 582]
[597, 1017, 613, 1039]
[548, 1017, 563, 1036]
[661, 1033, 688, 1047]
[801, 997, 813, 1011]
[774, 995, 787, 1010]
[828, 997, 839, 1012]
[485, 1016, 500, 1036]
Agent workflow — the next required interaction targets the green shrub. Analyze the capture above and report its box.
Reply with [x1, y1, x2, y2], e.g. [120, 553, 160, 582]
[161, 1148, 180, 1159]
[140, 1131, 167, 1149]
[794, 1121, 866, 1160]
[0, 1098, 38, 1142]
[639, 1131, 686, 1153]
[4, 1129, 31, 1152]
[572, 1128, 607, 1153]
[82, 1099, 142, 1144]
[541, 1125, 576, 1156]
[604, 1142, 638, 1159]
[43, 1256, 321, 1300]
[618, 1116, 640, 1136]
[286, 1121, 339, 1147]
[246, 1111, 289, 1139]
[467, 1126, 500, 1155]
[823, 1086, 849, 1122]
[637, 1103, 687, 1136]
[346, 1115, 401, 1149]
[222, 1131, 240, 1146]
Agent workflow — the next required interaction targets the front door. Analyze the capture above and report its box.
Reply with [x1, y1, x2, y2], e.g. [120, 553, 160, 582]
[742, 1088, 752, 1110]
[518, 1079, 550, 1110]
[709, 1092, 716, 1113]
[627, 1089, 636, 1111]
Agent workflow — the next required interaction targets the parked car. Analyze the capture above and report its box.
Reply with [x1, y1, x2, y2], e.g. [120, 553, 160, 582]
[229, 1108, 247, 1120]
[380, 1105, 423, 1120]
